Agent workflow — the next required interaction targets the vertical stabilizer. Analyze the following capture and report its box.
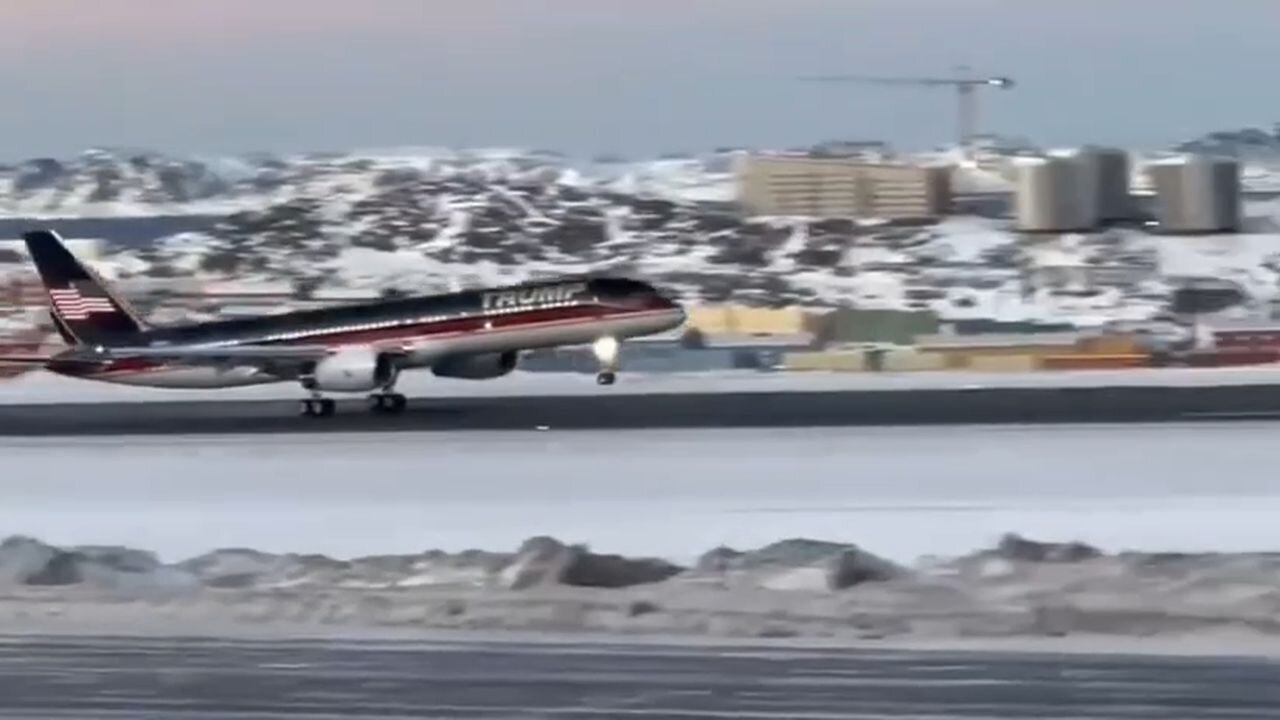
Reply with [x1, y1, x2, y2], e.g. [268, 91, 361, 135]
[22, 230, 146, 346]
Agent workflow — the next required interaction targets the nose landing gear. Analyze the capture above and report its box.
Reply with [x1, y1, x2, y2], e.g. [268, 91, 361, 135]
[593, 336, 620, 386]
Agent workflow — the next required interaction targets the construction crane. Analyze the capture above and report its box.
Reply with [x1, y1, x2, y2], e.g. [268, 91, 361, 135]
[800, 66, 1015, 158]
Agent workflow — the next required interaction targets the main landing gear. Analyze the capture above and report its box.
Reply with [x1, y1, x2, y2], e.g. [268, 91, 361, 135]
[368, 392, 407, 414]
[593, 336, 620, 386]
[299, 393, 405, 419]
[300, 398, 336, 418]
[300, 393, 406, 418]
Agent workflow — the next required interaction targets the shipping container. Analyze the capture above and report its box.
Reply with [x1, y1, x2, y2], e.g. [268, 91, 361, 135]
[880, 349, 947, 372]
[966, 354, 1041, 372]
[1039, 354, 1150, 370]
[1211, 327, 1280, 352]
[917, 332, 1082, 359]
[781, 350, 867, 372]
[1184, 349, 1280, 368]
[1076, 334, 1145, 355]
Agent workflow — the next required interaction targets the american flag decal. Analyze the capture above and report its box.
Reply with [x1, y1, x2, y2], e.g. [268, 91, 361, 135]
[48, 284, 116, 320]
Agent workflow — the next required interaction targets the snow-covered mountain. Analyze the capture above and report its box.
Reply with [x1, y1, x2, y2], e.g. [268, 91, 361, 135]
[0, 147, 737, 220]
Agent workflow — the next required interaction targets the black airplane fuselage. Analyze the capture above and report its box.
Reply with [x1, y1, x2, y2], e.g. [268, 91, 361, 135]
[47, 276, 686, 388]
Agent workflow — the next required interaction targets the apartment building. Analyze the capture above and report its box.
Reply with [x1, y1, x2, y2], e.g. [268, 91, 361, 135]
[736, 154, 952, 221]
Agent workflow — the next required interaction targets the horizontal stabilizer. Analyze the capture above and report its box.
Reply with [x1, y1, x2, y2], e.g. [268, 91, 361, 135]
[0, 353, 52, 365]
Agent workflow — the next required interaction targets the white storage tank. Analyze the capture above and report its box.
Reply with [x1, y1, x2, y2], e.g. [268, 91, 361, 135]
[1147, 154, 1241, 233]
[1013, 150, 1099, 232]
[1079, 145, 1132, 223]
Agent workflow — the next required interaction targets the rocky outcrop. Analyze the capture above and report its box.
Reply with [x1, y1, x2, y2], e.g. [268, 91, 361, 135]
[994, 534, 1102, 563]
[0, 536, 193, 589]
[498, 536, 683, 590]
[696, 538, 908, 592]
[9, 533, 1280, 641]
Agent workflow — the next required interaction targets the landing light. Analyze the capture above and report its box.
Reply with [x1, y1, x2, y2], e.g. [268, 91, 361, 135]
[592, 336, 620, 362]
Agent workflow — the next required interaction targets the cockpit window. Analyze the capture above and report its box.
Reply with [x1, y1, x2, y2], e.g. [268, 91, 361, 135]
[589, 278, 668, 310]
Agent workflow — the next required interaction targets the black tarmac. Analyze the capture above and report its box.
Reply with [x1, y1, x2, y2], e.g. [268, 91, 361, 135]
[4, 383, 1280, 435]
[0, 635, 1275, 718]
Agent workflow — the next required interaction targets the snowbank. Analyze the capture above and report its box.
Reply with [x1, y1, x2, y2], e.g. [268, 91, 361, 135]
[4, 532, 1280, 643]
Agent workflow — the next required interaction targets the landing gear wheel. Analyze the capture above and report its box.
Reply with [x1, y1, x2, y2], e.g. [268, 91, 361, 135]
[596, 371, 616, 386]
[368, 393, 407, 414]
[300, 398, 336, 418]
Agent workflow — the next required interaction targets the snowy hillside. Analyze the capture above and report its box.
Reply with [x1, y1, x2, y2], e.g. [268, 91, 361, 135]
[91, 195, 1280, 327]
[5, 129, 1279, 221]
[3, 132, 1280, 328]
[0, 147, 737, 219]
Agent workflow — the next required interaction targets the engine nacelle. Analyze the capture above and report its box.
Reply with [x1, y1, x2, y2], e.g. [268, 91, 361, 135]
[431, 351, 518, 380]
[301, 347, 397, 393]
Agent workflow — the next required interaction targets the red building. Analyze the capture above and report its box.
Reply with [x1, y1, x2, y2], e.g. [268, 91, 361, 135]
[1211, 324, 1280, 352]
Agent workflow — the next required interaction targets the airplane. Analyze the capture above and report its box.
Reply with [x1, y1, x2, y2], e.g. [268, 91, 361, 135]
[1, 230, 687, 417]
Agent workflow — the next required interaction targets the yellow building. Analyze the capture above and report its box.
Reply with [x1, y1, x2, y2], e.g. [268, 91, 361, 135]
[687, 304, 811, 337]
[782, 350, 867, 372]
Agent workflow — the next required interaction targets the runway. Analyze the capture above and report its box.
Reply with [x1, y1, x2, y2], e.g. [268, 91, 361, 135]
[0, 635, 1272, 718]
[5, 382, 1280, 435]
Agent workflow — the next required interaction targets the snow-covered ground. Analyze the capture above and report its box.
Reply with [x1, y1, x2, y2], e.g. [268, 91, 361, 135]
[2, 423, 1280, 644]
[3, 423, 1278, 564]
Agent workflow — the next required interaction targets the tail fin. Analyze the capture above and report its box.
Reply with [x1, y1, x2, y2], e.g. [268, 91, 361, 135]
[22, 230, 146, 346]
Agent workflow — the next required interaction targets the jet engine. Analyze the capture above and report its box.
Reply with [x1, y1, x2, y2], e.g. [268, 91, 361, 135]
[431, 351, 518, 380]
[301, 347, 397, 392]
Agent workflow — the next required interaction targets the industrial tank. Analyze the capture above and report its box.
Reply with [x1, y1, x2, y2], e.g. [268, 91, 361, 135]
[1147, 154, 1241, 233]
[1013, 150, 1099, 232]
[1078, 145, 1132, 223]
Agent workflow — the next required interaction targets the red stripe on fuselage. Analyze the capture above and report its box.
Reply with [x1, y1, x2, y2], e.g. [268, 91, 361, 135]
[268, 303, 609, 348]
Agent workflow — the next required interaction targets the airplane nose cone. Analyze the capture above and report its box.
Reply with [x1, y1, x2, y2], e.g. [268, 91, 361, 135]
[669, 300, 687, 328]
[650, 287, 686, 328]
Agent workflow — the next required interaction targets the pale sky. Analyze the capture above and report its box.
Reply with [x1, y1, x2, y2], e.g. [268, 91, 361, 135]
[0, 0, 1276, 159]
